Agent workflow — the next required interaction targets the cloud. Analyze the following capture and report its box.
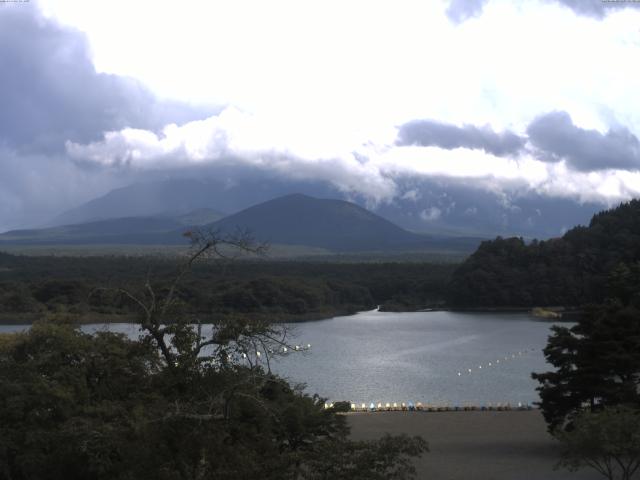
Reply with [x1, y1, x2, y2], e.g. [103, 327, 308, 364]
[548, 0, 640, 19]
[420, 207, 442, 222]
[0, 4, 215, 230]
[67, 106, 640, 215]
[527, 111, 640, 171]
[446, 0, 640, 23]
[0, 5, 212, 153]
[66, 108, 399, 203]
[446, 0, 489, 23]
[396, 120, 525, 157]
[446, 0, 640, 24]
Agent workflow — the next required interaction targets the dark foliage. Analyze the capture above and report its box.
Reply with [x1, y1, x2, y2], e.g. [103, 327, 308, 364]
[0, 254, 455, 322]
[0, 323, 427, 479]
[532, 300, 640, 432]
[449, 199, 640, 307]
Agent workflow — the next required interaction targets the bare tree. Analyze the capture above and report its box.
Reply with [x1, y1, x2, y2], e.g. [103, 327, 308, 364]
[109, 227, 308, 372]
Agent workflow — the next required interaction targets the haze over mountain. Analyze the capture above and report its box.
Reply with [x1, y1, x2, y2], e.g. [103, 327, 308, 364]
[50, 180, 228, 227]
[45, 178, 603, 239]
[0, 194, 482, 253]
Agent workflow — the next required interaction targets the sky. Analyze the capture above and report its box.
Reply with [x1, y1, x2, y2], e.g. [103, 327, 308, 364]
[1, 0, 640, 231]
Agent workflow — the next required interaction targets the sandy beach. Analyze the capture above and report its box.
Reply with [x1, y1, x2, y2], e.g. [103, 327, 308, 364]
[348, 410, 600, 480]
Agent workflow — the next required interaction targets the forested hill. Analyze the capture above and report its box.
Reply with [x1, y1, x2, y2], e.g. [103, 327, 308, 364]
[448, 199, 640, 308]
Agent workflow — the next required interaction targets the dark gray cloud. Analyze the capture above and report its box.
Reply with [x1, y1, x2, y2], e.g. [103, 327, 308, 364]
[0, 5, 214, 154]
[396, 120, 525, 157]
[0, 4, 217, 230]
[446, 0, 489, 23]
[527, 111, 640, 172]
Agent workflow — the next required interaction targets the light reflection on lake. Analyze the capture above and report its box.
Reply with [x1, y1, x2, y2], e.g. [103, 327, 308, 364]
[0, 310, 560, 405]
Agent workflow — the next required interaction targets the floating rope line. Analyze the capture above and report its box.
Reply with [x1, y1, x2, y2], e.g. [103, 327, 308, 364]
[456, 348, 539, 377]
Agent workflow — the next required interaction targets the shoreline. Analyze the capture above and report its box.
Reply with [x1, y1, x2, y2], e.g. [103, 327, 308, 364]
[0, 304, 579, 326]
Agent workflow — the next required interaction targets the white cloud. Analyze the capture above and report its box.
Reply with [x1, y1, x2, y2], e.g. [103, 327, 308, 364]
[43, 0, 640, 213]
[41, 1, 640, 136]
[401, 189, 421, 202]
[67, 106, 640, 208]
[420, 207, 442, 222]
[66, 107, 398, 202]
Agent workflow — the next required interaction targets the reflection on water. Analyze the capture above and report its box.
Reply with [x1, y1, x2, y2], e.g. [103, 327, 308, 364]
[0, 310, 560, 405]
[272, 310, 557, 405]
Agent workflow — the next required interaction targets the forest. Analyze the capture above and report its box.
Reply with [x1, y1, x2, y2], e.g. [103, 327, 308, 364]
[0, 252, 455, 324]
[448, 199, 640, 308]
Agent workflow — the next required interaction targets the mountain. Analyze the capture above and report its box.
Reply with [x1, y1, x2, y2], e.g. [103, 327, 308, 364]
[49, 179, 227, 226]
[0, 208, 223, 246]
[448, 199, 640, 307]
[161, 208, 225, 226]
[0, 217, 185, 245]
[47, 176, 337, 228]
[0, 194, 482, 253]
[207, 194, 479, 252]
[46, 177, 606, 239]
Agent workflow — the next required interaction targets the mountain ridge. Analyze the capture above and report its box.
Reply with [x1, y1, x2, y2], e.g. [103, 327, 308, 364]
[44, 178, 605, 238]
[0, 194, 483, 253]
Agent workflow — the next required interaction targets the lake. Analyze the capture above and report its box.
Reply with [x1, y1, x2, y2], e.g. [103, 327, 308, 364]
[0, 310, 559, 406]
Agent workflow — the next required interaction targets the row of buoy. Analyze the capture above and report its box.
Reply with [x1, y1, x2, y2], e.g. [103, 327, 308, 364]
[456, 348, 538, 377]
[283, 343, 312, 353]
[240, 343, 312, 358]
[324, 402, 534, 412]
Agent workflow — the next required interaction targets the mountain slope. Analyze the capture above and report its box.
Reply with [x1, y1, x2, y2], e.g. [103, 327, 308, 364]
[1, 194, 482, 253]
[0, 217, 185, 245]
[49, 179, 225, 226]
[46, 177, 605, 239]
[448, 199, 640, 307]
[207, 194, 471, 252]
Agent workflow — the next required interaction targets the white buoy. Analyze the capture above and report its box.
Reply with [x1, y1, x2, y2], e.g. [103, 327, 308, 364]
[283, 347, 287, 353]
[256, 351, 261, 357]
[468, 368, 472, 373]
[457, 372, 461, 376]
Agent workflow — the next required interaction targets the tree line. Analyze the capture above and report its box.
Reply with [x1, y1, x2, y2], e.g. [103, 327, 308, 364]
[0, 253, 455, 323]
[448, 199, 640, 308]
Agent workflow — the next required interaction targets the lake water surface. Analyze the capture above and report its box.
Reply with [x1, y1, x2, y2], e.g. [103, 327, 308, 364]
[0, 310, 559, 406]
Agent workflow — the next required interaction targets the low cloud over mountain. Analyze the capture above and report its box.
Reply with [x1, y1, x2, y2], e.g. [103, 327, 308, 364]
[1, 1, 640, 235]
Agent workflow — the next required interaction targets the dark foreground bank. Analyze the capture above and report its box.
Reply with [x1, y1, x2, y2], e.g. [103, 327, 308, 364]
[348, 410, 600, 480]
